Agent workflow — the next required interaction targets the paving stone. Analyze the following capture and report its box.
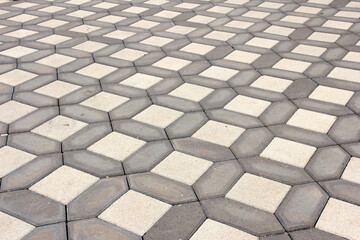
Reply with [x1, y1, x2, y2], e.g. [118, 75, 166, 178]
[200, 87, 237, 110]
[320, 179, 360, 206]
[60, 104, 109, 123]
[260, 101, 297, 126]
[194, 160, 243, 199]
[1, 153, 62, 191]
[128, 172, 197, 204]
[68, 218, 141, 240]
[260, 234, 291, 240]
[306, 146, 350, 181]
[293, 99, 353, 116]
[283, 78, 317, 99]
[276, 183, 328, 231]
[342, 142, 360, 158]
[144, 202, 205, 240]
[0, 190, 65, 226]
[166, 111, 208, 139]
[201, 198, 284, 236]
[328, 115, 360, 144]
[68, 176, 127, 220]
[206, 109, 263, 129]
[22, 223, 66, 240]
[290, 229, 347, 240]
[172, 137, 235, 161]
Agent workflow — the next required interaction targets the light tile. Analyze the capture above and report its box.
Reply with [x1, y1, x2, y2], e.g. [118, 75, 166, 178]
[35, 81, 81, 98]
[0, 46, 37, 58]
[309, 86, 354, 105]
[341, 157, 360, 184]
[66, 0, 90, 4]
[188, 15, 215, 24]
[207, 6, 233, 13]
[104, 30, 135, 40]
[13, 2, 38, 8]
[287, 109, 336, 134]
[131, 20, 159, 29]
[0, 101, 37, 124]
[110, 48, 146, 61]
[76, 63, 117, 78]
[260, 137, 316, 168]
[0, 69, 37, 86]
[246, 37, 279, 49]
[140, 36, 173, 47]
[251, 75, 292, 92]
[242, 10, 270, 19]
[258, 2, 284, 9]
[154, 10, 181, 18]
[166, 25, 195, 34]
[190, 219, 257, 240]
[0, 211, 35, 240]
[4, 29, 37, 38]
[281, 15, 309, 24]
[335, 11, 360, 18]
[133, 105, 183, 128]
[38, 19, 68, 28]
[30, 166, 99, 204]
[99, 190, 171, 236]
[73, 41, 107, 53]
[328, 67, 360, 83]
[322, 20, 352, 30]
[0, 146, 36, 178]
[343, 52, 360, 63]
[346, 2, 360, 8]
[97, 15, 125, 24]
[169, 83, 213, 102]
[308, 32, 340, 42]
[8, 14, 38, 22]
[151, 151, 213, 185]
[153, 57, 191, 71]
[32, 116, 87, 141]
[39, 6, 65, 13]
[264, 26, 295, 36]
[308, 0, 332, 4]
[70, 25, 100, 33]
[120, 73, 163, 89]
[295, 6, 321, 14]
[80, 92, 129, 111]
[226, 173, 290, 213]
[180, 43, 215, 55]
[175, 3, 199, 9]
[192, 120, 245, 147]
[291, 44, 326, 57]
[225, 20, 254, 29]
[224, 50, 261, 64]
[225, 0, 248, 4]
[273, 59, 311, 73]
[36, 54, 75, 68]
[92, 2, 117, 9]
[224, 95, 270, 117]
[145, 0, 168, 5]
[204, 31, 235, 41]
[67, 10, 95, 18]
[123, 6, 148, 14]
[316, 198, 360, 240]
[199, 66, 238, 81]
[37, 34, 71, 45]
[87, 132, 146, 161]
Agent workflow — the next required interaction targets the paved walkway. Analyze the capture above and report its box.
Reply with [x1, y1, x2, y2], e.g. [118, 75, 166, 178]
[0, 0, 360, 239]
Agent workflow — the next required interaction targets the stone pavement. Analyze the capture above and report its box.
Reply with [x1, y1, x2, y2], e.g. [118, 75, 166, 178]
[0, 0, 359, 239]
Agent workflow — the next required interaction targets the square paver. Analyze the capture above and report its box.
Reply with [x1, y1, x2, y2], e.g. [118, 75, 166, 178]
[343, 52, 360, 63]
[207, 6, 233, 14]
[35, 81, 81, 98]
[281, 15, 309, 24]
[5, 29, 38, 38]
[30, 166, 99, 204]
[70, 25, 100, 34]
[140, 36, 173, 47]
[180, 43, 215, 55]
[99, 190, 171, 236]
[151, 151, 213, 185]
[322, 20, 353, 30]
[166, 25, 195, 34]
[190, 219, 257, 240]
[328, 67, 360, 83]
[188, 15, 215, 24]
[0, 69, 37, 86]
[92, 2, 117, 9]
[8, 14, 38, 23]
[287, 109, 337, 134]
[316, 198, 360, 240]
[67, 10, 95, 18]
[0, 101, 37, 124]
[104, 30, 135, 40]
[0, 46, 37, 58]
[273, 59, 311, 73]
[133, 105, 183, 128]
[169, 83, 213, 102]
[0, 211, 35, 240]
[309, 86, 354, 105]
[192, 120, 245, 147]
[36, 54, 76, 68]
[97, 15, 125, 24]
[153, 57, 191, 71]
[264, 26, 294, 36]
[131, 20, 159, 29]
[73, 41, 108, 53]
[295, 6, 321, 14]
[37, 35, 71, 45]
[226, 173, 291, 213]
[123, 6, 148, 14]
[110, 48, 147, 61]
[31, 116, 88, 141]
[225, 20, 253, 29]
[199, 66, 238, 81]
[76, 63, 117, 78]
[154, 10, 181, 18]
[204, 31, 235, 41]
[0, 146, 36, 178]
[38, 19, 68, 28]
[246, 37, 279, 49]
[224, 50, 261, 64]
[80, 92, 129, 111]
[242, 10, 270, 19]
[308, 32, 340, 43]
[120, 73, 163, 89]
[224, 95, 271, 117]
[250, 75, 292, 93]
[260, 137, 316, 168]
[291, 44, 326, 57]
[39, 6, 65, 13]
[87, 132, 146, 161]
[341, 157, 360, 184]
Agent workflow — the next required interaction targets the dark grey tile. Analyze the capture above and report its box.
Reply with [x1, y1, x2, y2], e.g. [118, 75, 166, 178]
[23, 223, 66, 240]
[320, 179, 360, 206]
[290, 229, 347, 240]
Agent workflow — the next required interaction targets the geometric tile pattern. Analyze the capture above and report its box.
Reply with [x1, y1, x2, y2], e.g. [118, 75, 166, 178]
[0, 0, 359, 239]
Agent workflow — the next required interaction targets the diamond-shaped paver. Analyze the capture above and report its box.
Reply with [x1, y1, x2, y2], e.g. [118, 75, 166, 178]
[80, 92, 129, 112]
[0, 211, 35, 240]
[0, 46, 37, 58]
[224, 95, 271, 117]
[35, 81, 81, 98]
[169, 83, 213, 102]
[0, 101, 37, 124]
[120, 73, 163, 89]
[0, 146, 36, 178]
[133, 105, 183, 128]
[0, 69, 37, 86]
[76, 63, 117, 78]
[36, 54, 76, 68]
